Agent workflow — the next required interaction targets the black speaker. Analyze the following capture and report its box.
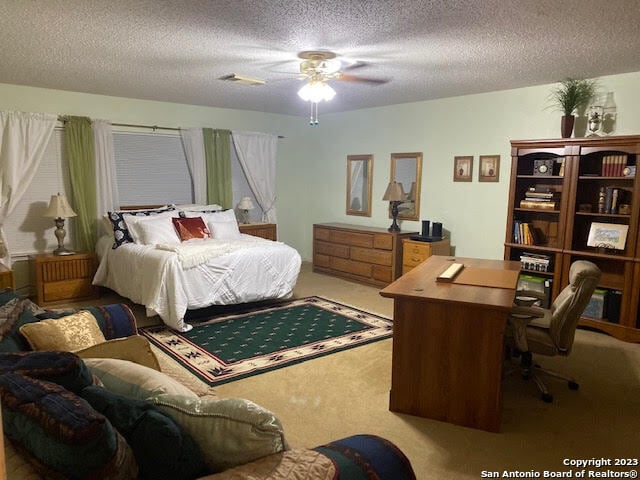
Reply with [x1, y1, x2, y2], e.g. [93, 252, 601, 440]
[432, 222, 443, 238]
[421, 220, 430, 237]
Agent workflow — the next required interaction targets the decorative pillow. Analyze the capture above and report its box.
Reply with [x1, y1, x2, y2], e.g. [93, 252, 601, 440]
[38, 303, 139, 340]
[81, 385, 207, 480]
[124, 210, 180, 245]
[187, 208, 237, 223]
[172, 216, 211, 241]
[150, 394, 287, 473]
[108, 206, 175, 249]
[84, 357, 198, 400]
[75, 336, 161, 371]
[0, 373, 138, 480]
[19, 310, 106, 352]
[0, 350, 94, 394]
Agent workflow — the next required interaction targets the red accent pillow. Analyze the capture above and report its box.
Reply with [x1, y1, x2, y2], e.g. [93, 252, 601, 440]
[172, 217, 211, 241]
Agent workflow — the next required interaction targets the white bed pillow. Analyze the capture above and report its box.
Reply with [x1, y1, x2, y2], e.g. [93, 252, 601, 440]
[124, 211, 181, 245]
[187, 210, 241, 240]
[175, 203, 223, 212]
[207, 221, 242, 240]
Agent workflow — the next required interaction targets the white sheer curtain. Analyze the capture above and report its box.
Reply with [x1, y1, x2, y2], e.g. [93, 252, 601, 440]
[0, 111, 57, 267]
[231, 131, 278, 223]
[93, 119, 120, 220]
[180, 128, 207, 205]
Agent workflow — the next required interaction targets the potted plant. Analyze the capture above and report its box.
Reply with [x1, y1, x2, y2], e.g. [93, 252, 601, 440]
[548, 78, 597, 138]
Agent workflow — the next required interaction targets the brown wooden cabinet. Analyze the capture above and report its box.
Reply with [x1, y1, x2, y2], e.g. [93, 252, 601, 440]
[34, 252, 99, 306]
[313, 223, 416, 287]
[402, 238, 451, 274]
[239, 223, 277, 241]
[0, 264, 14, 290]
[505, 136, 640, 342]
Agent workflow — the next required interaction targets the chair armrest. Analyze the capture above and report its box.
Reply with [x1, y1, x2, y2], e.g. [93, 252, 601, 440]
[514, 289, 547, 307]
[508, 305, 547, 353]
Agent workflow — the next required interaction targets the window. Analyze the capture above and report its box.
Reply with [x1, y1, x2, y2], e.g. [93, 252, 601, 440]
[114, 132, 193, 206]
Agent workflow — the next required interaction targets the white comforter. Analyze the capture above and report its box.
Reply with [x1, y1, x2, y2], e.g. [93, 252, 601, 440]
[93, 234, 302, 332]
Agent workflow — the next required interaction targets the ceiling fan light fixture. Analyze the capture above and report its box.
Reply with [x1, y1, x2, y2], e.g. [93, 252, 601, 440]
[297, 80, 336, 103]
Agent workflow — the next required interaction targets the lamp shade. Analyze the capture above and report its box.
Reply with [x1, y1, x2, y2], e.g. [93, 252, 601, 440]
[237, 196, 255, 210]
[382, 182, 405, 202]
[297, 81, 336, 103]
[43, 194, 77, 218]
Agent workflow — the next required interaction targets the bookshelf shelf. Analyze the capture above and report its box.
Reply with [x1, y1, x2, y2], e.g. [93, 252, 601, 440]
[505, 136, 640, 343]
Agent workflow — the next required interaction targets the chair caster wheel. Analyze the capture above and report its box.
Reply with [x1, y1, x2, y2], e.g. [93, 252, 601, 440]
[568, 381, 579, 390]
[542, 393, 553, 403]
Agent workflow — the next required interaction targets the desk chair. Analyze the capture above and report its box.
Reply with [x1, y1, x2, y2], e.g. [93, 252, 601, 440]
[505, 260, 601, 402]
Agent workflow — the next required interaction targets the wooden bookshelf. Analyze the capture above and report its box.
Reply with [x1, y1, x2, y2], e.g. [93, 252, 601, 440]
[505, 136, 640, 342]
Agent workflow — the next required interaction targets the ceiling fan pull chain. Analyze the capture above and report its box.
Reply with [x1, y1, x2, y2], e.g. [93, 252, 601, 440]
[310, 102, 319, 126]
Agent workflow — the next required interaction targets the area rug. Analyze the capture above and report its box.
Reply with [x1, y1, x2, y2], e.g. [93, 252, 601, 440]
[139, 296, 393, 386]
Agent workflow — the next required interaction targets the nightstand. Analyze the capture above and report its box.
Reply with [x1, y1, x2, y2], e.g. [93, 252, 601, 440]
[0, 264, 15, 290]
[238, 223, 277, 241]
[33, 252, 99, 305]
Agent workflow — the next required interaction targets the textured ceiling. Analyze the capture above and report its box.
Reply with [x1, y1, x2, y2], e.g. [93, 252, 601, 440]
[1, 0, 640, 118]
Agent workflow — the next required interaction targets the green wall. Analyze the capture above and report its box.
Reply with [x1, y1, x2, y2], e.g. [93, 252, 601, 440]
[277, 71, 640, 260]
[2, 71, 640, 281]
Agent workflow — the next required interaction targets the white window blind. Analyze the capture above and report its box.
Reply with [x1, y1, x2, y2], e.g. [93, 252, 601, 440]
[5, 129, 74, 257]
[114, 132, 193, 206]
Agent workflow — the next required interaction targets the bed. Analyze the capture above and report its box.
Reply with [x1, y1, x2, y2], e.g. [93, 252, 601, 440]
[92, 205, 301, 332]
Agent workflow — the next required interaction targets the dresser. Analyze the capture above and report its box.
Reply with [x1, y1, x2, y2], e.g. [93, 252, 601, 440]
[239, 223, 277, 241]
[33, 252, 99, 305]
[402, 238, 451, 274]
[313, 223, 416, 287]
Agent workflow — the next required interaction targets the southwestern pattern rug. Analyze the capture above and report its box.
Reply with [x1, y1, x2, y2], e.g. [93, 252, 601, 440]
[139, 296, 393, 386]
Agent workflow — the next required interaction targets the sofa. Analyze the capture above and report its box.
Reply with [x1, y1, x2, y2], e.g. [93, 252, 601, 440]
[0, 288, 416, 480]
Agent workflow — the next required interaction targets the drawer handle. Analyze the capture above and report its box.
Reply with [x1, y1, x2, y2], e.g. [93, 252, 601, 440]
[411, 257, 422, 262]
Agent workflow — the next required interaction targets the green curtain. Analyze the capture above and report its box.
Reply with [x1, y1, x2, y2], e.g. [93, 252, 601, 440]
[64, 116, 97, 252]
[203, 128, 232, 208]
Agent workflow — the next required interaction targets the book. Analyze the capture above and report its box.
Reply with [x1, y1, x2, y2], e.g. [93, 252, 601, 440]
[519, 200, 557, 210]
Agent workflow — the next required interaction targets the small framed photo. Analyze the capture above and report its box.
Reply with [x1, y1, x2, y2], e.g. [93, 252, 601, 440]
[479, 155, 500, 182]
[587, 222, 629, 250]
[453, 156, 473, 182]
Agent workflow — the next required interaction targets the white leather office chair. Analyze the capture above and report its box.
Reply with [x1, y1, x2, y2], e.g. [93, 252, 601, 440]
[505, 260, 601, 402]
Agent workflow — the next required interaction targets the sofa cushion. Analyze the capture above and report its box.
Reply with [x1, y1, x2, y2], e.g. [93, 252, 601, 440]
[0, 373, 138, 479]
[150, 394, 287, 473]
[0, 350, 94, 394]
[20, 310, 106, 351]
[76, 335, 161, 371]
[81, 385, 207, 480]
[84, 357, 197, 400]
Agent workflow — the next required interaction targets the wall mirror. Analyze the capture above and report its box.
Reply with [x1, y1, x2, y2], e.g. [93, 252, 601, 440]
[346, 154, 373, 216]
[390, 152, 422, 221]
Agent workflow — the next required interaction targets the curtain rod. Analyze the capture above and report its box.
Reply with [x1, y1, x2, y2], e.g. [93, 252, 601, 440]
[57, 116, 284, 137]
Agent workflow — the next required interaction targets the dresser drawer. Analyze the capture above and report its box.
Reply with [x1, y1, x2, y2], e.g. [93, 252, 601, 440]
[315, 240, 350, 259]
[329, 257, 372, 278]
[372, 265, 393, 283]
[351, 246, 393, 266]
[330, 230, 374, 248]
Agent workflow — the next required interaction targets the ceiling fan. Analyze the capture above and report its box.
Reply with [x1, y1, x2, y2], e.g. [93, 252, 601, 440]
[296, 50, 388, 125]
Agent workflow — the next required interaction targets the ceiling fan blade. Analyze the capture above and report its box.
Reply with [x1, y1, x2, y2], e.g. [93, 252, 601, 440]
[337, 72, 389, 85]
[341, 61, 370, 72]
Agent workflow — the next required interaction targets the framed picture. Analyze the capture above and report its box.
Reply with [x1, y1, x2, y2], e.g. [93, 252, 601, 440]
[453, 156, 473, 182]
[587, 222, 629, 250]
[479, 155, 500, 182]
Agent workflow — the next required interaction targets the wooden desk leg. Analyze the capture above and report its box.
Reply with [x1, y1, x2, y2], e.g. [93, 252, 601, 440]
[389, 299, 506, 432]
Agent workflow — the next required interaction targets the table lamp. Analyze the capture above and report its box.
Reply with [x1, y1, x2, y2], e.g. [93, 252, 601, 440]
[43, 193, 77, 255]
[382, 181, 405, 232]
[237, 196, 254, 224]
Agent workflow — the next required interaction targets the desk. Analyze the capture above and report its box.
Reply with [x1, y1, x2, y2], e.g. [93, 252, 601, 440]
[380, 255, 520, 432]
